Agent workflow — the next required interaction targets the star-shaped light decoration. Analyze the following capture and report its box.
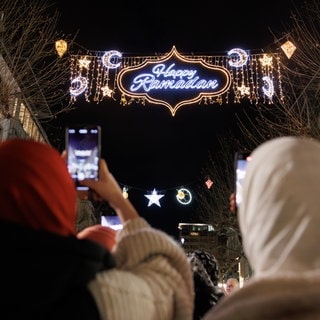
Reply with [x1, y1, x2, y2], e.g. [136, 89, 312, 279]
[78, 57, 91, 69]
[259, 54, 273, 67]
[237, 84, 250, 96]
[144, 189, 165, 207]
[101, 85, 113, 97]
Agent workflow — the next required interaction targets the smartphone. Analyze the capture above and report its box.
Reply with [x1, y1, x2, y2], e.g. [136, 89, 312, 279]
[66, 125, 101, 190]
[234, 152, 251, 208]
[101, 215, 123, 230]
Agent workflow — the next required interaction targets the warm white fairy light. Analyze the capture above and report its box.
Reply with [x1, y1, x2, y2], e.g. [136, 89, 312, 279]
[259, 54, 273, 67]
[237, 84, 250, 96]
[120, 94, 128, 105]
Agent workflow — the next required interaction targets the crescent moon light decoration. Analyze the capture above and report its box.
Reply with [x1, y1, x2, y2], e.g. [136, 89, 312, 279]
[70, 76, 88, 97]
[227, 48, 248, 68]
[101, 50, 122, 69]
[262, 76, 274, 98]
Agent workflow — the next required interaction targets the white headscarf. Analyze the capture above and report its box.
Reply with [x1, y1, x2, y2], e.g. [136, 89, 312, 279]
[239, 136, 320, 278]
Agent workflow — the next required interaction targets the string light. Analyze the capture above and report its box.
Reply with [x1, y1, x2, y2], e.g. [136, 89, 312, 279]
[118, 182, 195, 208]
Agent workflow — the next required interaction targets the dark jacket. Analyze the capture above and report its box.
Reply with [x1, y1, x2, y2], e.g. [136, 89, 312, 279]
[0, 220, 116, 319]
[187, 250, 224, 319]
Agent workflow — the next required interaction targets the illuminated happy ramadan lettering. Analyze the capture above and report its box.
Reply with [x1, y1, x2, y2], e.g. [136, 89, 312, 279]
[117, 46, 232, 116]
[130, 63, 219, 92]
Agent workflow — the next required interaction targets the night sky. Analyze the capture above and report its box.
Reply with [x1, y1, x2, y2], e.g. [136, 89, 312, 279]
[53, 0, 304, 238]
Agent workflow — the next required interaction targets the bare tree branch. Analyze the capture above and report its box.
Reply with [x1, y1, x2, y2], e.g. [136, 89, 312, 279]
[0, 0, 76, 121]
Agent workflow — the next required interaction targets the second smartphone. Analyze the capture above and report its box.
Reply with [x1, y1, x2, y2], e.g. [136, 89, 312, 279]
[66, 125, 101, 190]
[234, 151, 251, 209]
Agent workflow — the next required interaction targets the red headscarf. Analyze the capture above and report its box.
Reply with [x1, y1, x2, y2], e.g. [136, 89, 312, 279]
[0, 139, 77, 236]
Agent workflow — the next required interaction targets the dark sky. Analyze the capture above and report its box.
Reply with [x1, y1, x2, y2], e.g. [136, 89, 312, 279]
[53, 0, 302, 238]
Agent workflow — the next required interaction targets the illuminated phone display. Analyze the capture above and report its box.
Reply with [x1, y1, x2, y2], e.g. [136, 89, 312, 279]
[66, 125, 101, 190]
[235, 152, 251, 208]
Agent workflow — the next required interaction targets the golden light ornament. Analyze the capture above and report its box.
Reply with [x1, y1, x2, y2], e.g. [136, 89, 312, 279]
[122, 187, 129, 199]
[238, 84, 250, 96]
[55, 39, 67, 57]
[177, 190, 185, 199]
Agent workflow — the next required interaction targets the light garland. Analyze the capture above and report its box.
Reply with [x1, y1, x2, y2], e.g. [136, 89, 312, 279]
[118, 182, 198, 208]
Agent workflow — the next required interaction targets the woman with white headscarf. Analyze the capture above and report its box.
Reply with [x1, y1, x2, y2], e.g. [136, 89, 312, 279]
[204, 136, 320, 319]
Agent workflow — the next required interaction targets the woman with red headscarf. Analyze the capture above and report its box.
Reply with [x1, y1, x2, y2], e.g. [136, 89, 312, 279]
[0, 139, 194, 319]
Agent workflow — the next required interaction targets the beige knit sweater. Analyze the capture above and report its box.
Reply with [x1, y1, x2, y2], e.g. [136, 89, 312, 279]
[203, 276, 320, 320]
[88, 217, 194, 320]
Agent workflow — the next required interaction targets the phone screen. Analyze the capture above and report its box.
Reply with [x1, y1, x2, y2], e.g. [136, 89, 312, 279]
[235, 152, 251, 208]
[101, 215, 123, 230]
[66, 125, 101, 190]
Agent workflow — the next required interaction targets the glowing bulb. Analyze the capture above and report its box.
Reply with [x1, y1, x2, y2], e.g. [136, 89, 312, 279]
[122, 187, 129, 199]
[177, 190, 185, 199]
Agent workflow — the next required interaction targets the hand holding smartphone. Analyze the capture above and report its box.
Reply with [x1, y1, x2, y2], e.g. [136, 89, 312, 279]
[66, 125, 101, 191]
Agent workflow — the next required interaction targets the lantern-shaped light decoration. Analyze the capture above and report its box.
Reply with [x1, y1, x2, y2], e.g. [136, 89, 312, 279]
[55, 39, 67, 58]
[281, 40, 296, 59]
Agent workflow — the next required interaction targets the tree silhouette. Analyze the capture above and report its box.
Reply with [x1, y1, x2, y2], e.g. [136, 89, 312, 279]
[0, 0, 75, 124]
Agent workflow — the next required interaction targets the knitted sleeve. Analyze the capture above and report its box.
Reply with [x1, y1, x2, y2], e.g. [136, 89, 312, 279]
[88, 217, 194, 320]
